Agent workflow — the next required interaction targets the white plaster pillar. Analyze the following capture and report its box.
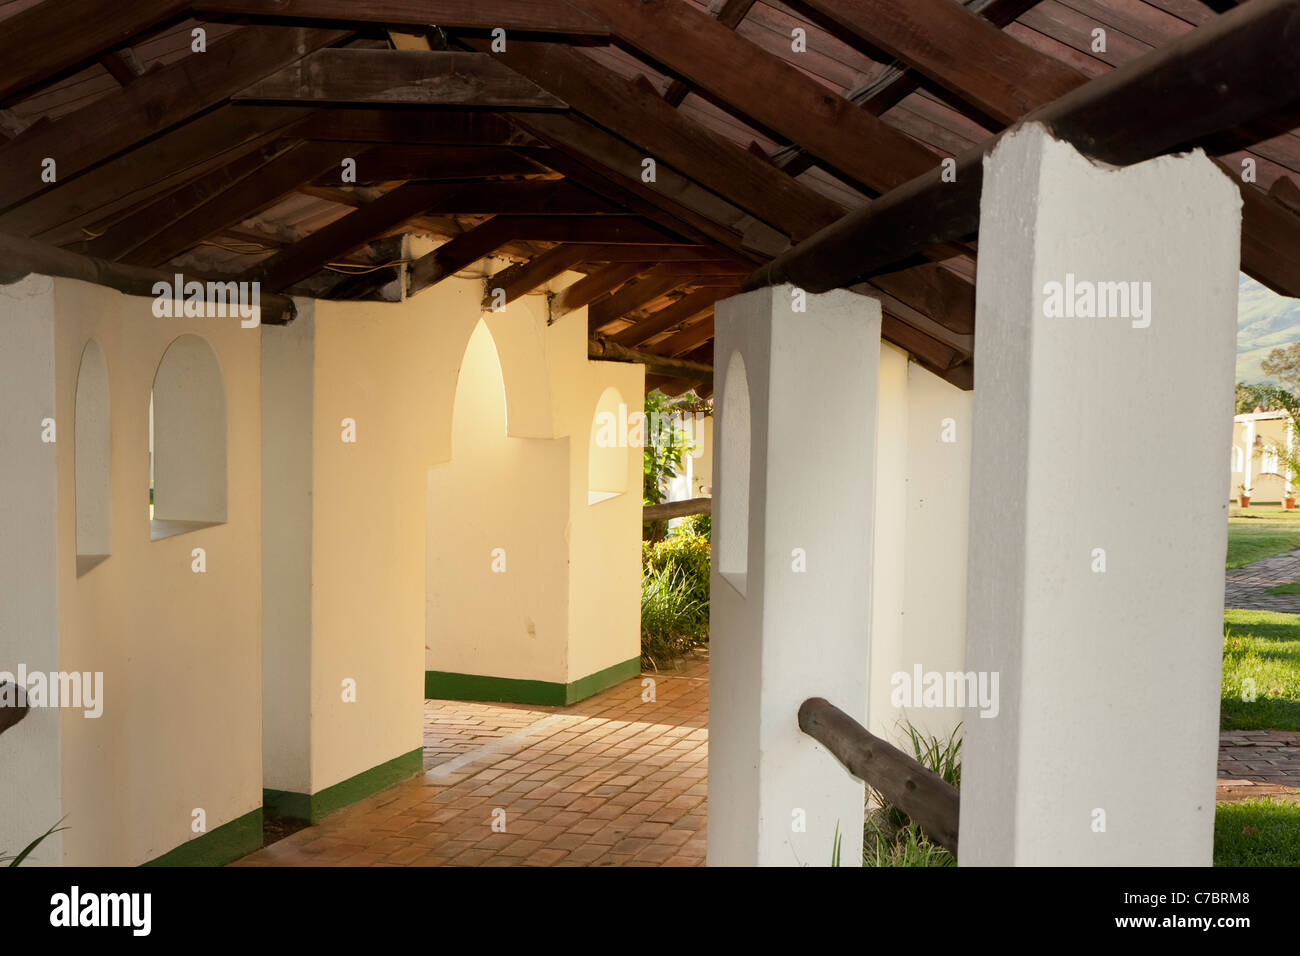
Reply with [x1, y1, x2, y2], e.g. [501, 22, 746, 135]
[961, 123, 1240, 866]
[0, 276, 63, 864]
[707, 284, 880, 867]
[260, 301, 315, 801]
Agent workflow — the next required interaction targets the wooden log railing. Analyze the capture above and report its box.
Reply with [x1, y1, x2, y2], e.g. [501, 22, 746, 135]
[0, 682, 30, 737]
[642, 496, 711, 523]
[798, 697, 960, 857]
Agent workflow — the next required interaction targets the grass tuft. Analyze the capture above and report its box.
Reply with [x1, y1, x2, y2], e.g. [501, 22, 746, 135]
[1214, 799, 1300, 867]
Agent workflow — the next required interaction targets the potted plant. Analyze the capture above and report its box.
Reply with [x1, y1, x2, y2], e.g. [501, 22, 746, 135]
[1239, 484, 1253, 508]
[1287, 489, 1297, 510]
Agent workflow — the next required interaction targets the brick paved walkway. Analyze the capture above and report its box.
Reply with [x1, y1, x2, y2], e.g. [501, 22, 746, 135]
[1216, 729, 1300, 804]
[1224, 548, 1300, 612]
[235, 654, 708, 867]
[231, 649, 1296, 867]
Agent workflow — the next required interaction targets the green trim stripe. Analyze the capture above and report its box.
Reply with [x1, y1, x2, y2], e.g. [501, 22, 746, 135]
[142, 808, 262, 867]
[264, 747, 423, 824]
[425, 656, 641, 706]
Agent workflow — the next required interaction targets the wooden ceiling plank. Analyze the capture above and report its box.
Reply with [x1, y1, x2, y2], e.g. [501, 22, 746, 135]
[747, 0, 1300, 296]
[123, 140, 365, 267]
[0, 0, 188, 103]
[472, 37, 845, 239]
[0, 26, 349, 215]
[233, 49, 566, 109]
[83, 137, 303, 261]
[0, 105, 315, 244]
[579, 0, 938, 195]
[794, 0, 1082, 126]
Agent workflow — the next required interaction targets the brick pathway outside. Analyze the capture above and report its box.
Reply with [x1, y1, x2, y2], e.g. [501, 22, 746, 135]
[234, 654, 708, 867]
[422, 699, 554, 771]
[1224, 548, 1300, 612]
[1216, 729, 1300, 804]
[231, 648, 1296, 866]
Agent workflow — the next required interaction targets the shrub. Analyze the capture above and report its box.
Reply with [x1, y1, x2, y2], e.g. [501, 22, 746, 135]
[862, 724, 961, 867]
[640, 527, 710, 667]
[640, 564, 706, 668]
[643, 530, 710, 611]
[681, 512, 711, 540]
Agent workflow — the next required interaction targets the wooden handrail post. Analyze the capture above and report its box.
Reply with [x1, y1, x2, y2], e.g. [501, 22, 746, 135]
[798, 697, 960, 856]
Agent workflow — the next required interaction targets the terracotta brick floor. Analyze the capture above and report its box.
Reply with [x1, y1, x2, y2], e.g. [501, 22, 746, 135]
[234, 654, 708, 867]
[232, 648, 1296, 866]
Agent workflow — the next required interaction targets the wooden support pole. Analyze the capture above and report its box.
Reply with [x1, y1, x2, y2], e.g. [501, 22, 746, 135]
[643, 497, 712, 522]
[587, 336, 713, 381]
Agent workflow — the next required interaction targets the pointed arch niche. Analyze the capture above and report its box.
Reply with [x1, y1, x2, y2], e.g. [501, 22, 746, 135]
[150, 334, 227, 540]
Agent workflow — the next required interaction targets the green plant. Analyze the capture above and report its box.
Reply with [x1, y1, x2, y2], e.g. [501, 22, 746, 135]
[643, 530, 710, 610]
[862, 723, 961, 867]
[681, 512, 711, 540]
[639, 563, 707, 668]
[2, 818, 67, 867]
[831, 821, 842, 867]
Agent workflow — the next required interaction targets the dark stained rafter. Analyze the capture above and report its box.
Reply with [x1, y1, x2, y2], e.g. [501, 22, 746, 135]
[192, 0, 611, 35]
[0, 0, 190, 103]
[0, 0, 1295, 392]
[0, 26, 348, 214]
[746, 0, 1300, 298]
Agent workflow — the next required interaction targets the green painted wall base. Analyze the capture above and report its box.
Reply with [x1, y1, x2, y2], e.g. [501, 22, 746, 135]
[264, 747, 423, 824]
[425, 656, 641, 706]
[142, 808, 263, 867]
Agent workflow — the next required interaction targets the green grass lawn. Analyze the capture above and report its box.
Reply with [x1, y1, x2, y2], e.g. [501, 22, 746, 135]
[1221, 609, 1300, 732]
[1226, 507, 1300, 568]
[1216, 609, 1300, 865]
[1215, 799, 1300, 866]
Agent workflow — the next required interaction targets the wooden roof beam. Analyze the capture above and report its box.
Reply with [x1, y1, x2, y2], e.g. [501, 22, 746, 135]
[745, 0, 1300, 295]
[468, 37, 844, 240]
[0, 105, 314, 244]
[122, 141, 363, 267]
[579, 0, 938, 195]
[587, 269, 697, 332]
[0, 26, 348, 215]
[552, 262, 653, 317]
[192, 0, 611, 36]
[792, 0, 1080, 127]
[0, 0, 188, 103]
[484, 244, 591, 308]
